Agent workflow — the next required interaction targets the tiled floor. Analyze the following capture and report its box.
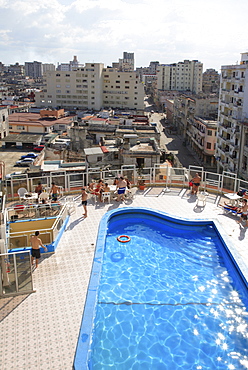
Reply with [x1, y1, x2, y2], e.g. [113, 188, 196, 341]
[1, 188, 248, 370]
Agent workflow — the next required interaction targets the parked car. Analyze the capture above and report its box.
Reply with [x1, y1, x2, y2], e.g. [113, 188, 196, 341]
[20, 152, 38, 160]
[5, 171, 22, 179]
[16, 158, 35, 167]
[33, 145, 45, 152]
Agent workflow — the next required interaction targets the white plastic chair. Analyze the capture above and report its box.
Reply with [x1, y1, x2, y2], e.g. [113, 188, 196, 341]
[17, 188, 28, 201]
[196, 193, 206, 207]
[102, 192, 111, 203]
[39, 192, 50, 204]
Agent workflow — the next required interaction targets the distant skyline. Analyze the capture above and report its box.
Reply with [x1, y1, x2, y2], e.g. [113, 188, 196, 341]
[0, 0, 248, 72]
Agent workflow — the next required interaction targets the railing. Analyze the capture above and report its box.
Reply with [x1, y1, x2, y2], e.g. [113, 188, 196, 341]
[0, 250, 35, 297]
[6, 204, 68, 251]
[4, 164, 248, 200]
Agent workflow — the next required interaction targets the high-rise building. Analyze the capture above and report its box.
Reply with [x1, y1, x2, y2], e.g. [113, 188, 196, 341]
[24, 61, 42, 78]
[35, 62, 144, 110]
[157, 60, 203, 94]
[215, 52, 248, 179]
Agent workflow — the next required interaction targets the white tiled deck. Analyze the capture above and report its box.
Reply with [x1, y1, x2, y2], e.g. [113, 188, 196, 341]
[0, 188, 248, 370]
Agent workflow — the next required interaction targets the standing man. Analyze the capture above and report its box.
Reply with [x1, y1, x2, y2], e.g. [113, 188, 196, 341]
[191, 173, 201, 195]
[117, 177, 127, 201]
[81, 188, 88, 218]
[30, 231, 47, 268]
[50, 182, 60, 202]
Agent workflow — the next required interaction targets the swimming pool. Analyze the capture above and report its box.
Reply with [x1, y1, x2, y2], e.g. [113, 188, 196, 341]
[74, 208, 248, 369]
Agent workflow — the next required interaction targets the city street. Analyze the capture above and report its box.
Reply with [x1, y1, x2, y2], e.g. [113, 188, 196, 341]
[144, 97, 202, 168]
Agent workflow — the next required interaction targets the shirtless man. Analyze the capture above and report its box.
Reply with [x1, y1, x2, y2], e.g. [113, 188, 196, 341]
[117, 177, 127, 201]
[81, 188, 88, 218]
[50, 182, 60, 202]
[30, 231, 47, 268]
[191, 173, 201, 195]
[237, 199, 248, 227]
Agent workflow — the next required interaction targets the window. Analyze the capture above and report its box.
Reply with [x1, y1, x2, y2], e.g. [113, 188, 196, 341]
[56, 90, 61, 93]
[207, 130, 212, 136]
[66, 74, 70, 77]
[56, 84, 61, 88]
[56, 73, 60, 76]
[207, 142, 211, 149]
[97, 156, 102, 162]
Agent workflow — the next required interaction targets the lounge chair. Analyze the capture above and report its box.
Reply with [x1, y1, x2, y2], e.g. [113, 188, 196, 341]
[219, 204, 241, 214]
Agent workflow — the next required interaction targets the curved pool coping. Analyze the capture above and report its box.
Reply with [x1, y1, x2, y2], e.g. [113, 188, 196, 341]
[73, 206, 248, 369]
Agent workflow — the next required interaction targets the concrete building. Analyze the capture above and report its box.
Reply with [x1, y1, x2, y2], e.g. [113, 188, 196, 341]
[215, 52, 248, 179]
[25, 61, 42, 78]
[102, 67, 144, 109]
[8, 111, 75, 135]
[202, 69, 220, 94]
[35, 63, 144, 111]
[118, 52, 135, 72]
[57, 56, 83, 72]
[173, 93, 219, 139]
[0, 107, 9, 140]
[42, 63, 55, 74]
[84, 135, 160, 169]
[8, 63, 24, 76]
[187, 116, 217, 168]
[156, 60, 203, 94]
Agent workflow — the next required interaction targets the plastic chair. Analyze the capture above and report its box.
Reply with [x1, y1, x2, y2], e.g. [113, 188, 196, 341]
[17, 188, 28, 201]
[102, 192, 111, 203]
[196, 193, 206, 207]
[39, 192, 50, 204]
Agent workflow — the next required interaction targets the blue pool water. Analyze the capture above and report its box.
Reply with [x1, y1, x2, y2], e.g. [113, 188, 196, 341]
[75, 208, 248, 370]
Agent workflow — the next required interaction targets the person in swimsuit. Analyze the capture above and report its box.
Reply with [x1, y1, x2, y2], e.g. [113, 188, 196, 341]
[237, 199, 248, 227]
[191, 173, 201, 195]
[35, 182, 43, 203]
[30, 231, 47, 268]
[117, 177, 127, 201]
[50, 182, 60, 202]
[81, 188, 88, 218]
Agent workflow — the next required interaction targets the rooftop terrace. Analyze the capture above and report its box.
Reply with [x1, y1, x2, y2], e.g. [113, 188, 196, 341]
[0, 187, 248, 369]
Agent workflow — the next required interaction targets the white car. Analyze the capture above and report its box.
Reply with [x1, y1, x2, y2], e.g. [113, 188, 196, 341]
[16, 158, 35, 167]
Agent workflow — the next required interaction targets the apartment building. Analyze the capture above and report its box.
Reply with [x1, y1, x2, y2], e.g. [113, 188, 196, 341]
[35, 63, 144, 111]
[202, 68, 220, 94]
[102, 67, 144, 109]
[42, 63, 55, 74]
[187, 116, 217, 168]
[157, 60, 203, 94]
[173, 93, 219, 138]
[25, 61, 42, 78]
[215, 52, 248, 179]
[0, 107, 9, 139]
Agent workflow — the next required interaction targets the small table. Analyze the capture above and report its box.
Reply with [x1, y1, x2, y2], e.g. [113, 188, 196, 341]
[24, 192, 38, 203]
[224, 193, 242, 206]
[109, 185, 117, 199]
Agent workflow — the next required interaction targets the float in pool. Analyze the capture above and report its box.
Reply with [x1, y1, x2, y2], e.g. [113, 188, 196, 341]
[74, 207, 248, 369]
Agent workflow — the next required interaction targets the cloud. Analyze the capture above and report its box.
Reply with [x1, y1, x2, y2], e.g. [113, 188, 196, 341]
[0, 0, 248, 70]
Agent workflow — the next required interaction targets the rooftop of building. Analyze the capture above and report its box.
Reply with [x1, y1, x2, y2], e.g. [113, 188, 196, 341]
[1, 188, 247, 369]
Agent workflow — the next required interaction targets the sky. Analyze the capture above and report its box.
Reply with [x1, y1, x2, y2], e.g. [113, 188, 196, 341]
[0, 0, 248, 72]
